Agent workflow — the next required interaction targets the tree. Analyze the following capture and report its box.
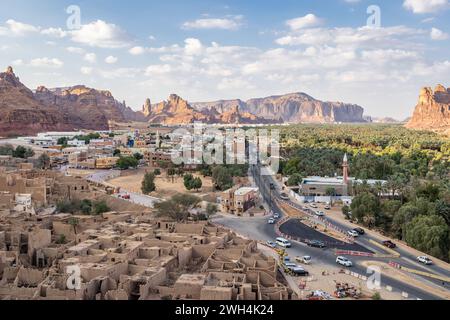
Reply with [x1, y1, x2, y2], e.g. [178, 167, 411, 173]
[0, 144, 14, 156]
[392, 204, 420, 239]
[212, 166, 233, 191]
[36, 153, 51, 169]
[192, 177, 203, 191]
[57, 137, 68, 147]
[287, 173, 303, 187]
[133, 152, 144, 161]
[80, 199, 93, 215]
[93, 201, 110, 215]
[206, 203, 218, 216]
[113, 149, 121, 157]
[154, 194, 201, 222]
[325, 187, 337, 206]
[154, 169, 161, 176]
[68, 217, 80, 235]
[141, 172, 156, 194]
[404, 215, 450, 261]
[167, 168, 177, 183]
[116, 156, 138, 170]
[13, 145, 34, 159]
[350, 193, 381, 228]
[56, 234, 67, 245]
[342, 205, 351, 220]
[184, 174, 195, 191]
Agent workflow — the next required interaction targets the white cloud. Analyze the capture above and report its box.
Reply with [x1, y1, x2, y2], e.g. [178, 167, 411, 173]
[80, 67, 93, 75]
[275, 26, 424, 46]
[184, 38, 204, 56]
[129, 46, 145, 55]
[99, 67, 140, 79]
[430, 27, 449, 40]
[286, 14, 323, 30]
[70, 20, 131, 48]
[29, 58, 64, 68]
[403, 0, 449, 13]
[12, 59, 24, 66]
[0, 19, 40, 36]
[84, 53, 97, 63]
[145, 64, 172, 75]
[41, 27, 67, 38]
[105, 56, 118, 64]
[66, 47, 85, 54]
[182, 17, 242, 30]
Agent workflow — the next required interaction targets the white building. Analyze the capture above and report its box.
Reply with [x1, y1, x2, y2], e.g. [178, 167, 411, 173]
[67, 139, 86, 147]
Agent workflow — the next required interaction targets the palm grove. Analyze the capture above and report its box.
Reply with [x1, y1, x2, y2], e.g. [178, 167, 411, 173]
[279, 124, 450, 261]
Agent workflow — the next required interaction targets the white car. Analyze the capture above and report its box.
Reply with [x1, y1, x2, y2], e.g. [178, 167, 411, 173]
[336, 256, 353, 267]
[276, 237, 292, 248]
[315, 211, 325, 217]
[295, 256, 312, 265]
[417, 256, 433, 265]
[273, 213, 281, 219]
[347, 230, 359, 237]
[267, 218, 275, 224]
[310, 204, 318, 209]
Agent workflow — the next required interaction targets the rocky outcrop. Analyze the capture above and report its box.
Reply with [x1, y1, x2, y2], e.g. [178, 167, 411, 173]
[146, 94, 211, 125]
[406, 85, 450, 130]
[0, 67, 74, 137]
[34, 85, 147, 130]
[192, 92, 366, 124]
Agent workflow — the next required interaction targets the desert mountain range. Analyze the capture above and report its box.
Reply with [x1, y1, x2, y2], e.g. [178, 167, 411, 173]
[3, 66, 447, 137]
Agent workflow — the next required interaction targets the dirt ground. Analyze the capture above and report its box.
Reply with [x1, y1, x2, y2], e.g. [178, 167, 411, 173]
[108, 167, 216, 200]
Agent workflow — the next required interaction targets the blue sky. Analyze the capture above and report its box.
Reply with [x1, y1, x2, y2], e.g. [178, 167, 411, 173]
[1, 0, 449, 119]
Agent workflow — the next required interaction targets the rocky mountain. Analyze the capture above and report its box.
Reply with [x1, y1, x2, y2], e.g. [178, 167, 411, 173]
[192, 92, 366, 124]
[34, 85, 147, 130]
[406, 85, 450, 131]
[0, 66, 146, 136]
[0, 67, 74, 137]
[144, 94, 273, 125]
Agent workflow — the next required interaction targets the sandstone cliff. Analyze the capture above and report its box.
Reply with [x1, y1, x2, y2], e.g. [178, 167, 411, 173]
[0, 67, 74, 137]
[406, 85, 450, 130]
[192, 92, 366, 124]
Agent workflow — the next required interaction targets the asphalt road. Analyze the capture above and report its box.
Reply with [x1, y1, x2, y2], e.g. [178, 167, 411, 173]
[244, 164, 447, 300]
[255, 165, 450, 290]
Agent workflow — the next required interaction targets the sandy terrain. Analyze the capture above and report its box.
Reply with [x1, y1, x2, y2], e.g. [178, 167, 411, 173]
[108, 167, 216, 200]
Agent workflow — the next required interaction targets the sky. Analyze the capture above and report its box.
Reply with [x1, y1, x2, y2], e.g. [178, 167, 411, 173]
[0, 0, 449, 120]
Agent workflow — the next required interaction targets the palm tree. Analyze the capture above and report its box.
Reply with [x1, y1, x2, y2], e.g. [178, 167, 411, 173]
[68, 217, 80, 235]
[325, 187, 337, 206]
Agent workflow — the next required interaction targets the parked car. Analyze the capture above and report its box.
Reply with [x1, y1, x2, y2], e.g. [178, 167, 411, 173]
[280, 193, 290, 200]
[295, 256, 312, 265]
[307, 240, 326, 248]
[273, 213, 281, 219]
[266, 241, 277, 248]
[276, 237, 292, 248]
[353, 228, 365, 235]
[417, 256, 433, 265]
[347, 230, 359, 237]
[336, 256, 353, 267]
[289, 266, 310, 277]
[310, 203, 318, 209]
[267, 218, 275, 224]
[382, 240, 397, 249]
[121, 194, 131, 200]
[324, 205, 331, 210]
[315, 211, 325, 217]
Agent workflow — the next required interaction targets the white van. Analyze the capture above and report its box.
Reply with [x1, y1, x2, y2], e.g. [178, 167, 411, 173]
[276, 237, 292, 248]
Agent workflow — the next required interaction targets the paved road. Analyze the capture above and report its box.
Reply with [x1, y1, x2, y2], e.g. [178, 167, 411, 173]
[87, 170, 161, 208]
[245, 164, 449, 300]
[212, 213, 440, 300]
[255, 165, 450, 289]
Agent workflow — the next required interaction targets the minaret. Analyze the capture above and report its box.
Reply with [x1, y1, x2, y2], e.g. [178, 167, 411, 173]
[343, 153, 349, 184]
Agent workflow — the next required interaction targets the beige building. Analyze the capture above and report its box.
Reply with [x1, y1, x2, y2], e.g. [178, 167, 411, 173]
[95, 157, 119, 169]
[220, 186, 259, 215]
